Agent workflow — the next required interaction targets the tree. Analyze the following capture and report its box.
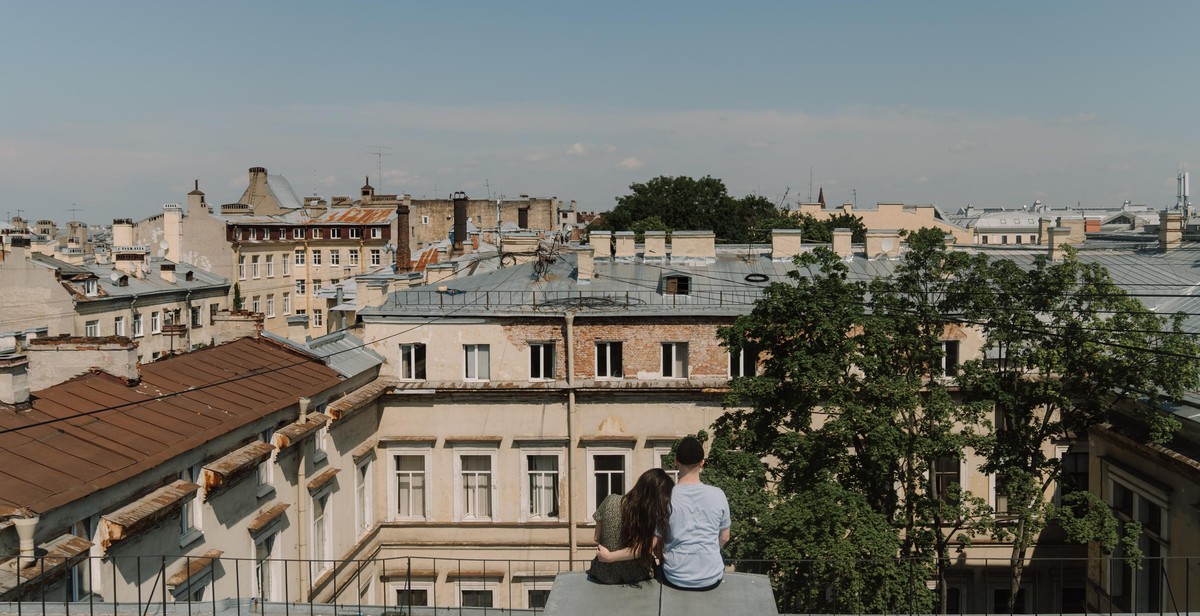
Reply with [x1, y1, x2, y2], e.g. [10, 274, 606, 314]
[232, 282, 244, 311]
[596, 176, 793, 243]
[714, 229, 993, 612]
[956, 246, 1200, 606]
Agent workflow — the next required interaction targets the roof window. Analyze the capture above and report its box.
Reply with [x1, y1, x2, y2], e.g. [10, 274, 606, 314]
[663, 275, 690, 296]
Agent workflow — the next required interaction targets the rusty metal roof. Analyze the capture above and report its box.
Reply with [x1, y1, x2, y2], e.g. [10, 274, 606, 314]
[0, 337, 343, 515]
[319, 207, 396, 224]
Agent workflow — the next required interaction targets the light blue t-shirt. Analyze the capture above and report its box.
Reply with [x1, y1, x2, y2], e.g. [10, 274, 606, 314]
[663, 483, 731, 588]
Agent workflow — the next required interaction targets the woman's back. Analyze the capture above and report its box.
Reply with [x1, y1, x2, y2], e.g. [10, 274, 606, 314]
[588, 494, 654, 584]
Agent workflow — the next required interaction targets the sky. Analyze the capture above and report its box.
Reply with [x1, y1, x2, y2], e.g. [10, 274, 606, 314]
[2, 1, 1198, 224]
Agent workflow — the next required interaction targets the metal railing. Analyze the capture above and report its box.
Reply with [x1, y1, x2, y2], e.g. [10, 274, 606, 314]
[377, 289, 765, 311]
[1, 553, 1194, 615]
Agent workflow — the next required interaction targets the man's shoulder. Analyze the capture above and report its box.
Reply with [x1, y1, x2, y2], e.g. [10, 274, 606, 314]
[674, 482, 728, 500]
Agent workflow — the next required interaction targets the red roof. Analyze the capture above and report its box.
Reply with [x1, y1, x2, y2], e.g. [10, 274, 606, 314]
[0, 337, 342, 514]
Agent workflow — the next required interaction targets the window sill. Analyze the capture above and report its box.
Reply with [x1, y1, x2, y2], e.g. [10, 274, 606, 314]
[179, 528, 204, 549]
[256, 484, 276, 499]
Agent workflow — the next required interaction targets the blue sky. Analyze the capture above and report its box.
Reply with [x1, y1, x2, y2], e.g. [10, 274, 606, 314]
[2, 1, 1197, 223]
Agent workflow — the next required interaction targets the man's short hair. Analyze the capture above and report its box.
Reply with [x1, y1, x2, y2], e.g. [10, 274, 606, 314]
[676, 436, 705, 465]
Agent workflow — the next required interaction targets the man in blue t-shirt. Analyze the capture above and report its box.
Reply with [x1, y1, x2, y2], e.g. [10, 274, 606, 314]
[661, 436, 731, 591]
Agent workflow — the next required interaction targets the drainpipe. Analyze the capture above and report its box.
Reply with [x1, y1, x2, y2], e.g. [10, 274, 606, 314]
[14, 515, 39, 568]
[296, 397, 310, 598]
[564, 312, 577, 565]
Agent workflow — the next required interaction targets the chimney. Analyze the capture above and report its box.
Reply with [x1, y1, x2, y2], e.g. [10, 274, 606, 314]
[770, 229, 803, 260]
[1047, 227, 1070, 261]
[452, 191, 469, 254]
[590, 231, 613, 259]
[287, 314, 310, 343]
[669, 231, 716, 262]
[361, 176, 375, 202]
[1037, 218, 1054, 245]
[1160, 211, 1184, 251]
[113, 246, 148, 277]
[159, 262, 176, 284]
[112, 218, 134, 248]
[27, 337, 139, 390]
[13, 515, 39, 567]
[832, 228, 853, 258]
[865, 230, 902, 258]
[209, 309, 263, 344]
[613, 232, 636, 259]
[643, 231, 667, 261]
[575, 245, 594, 283]
[187, 179, 207, 215]
[6, 236, 30, 263]
[1059, 217, 1086, 244]
[395, 201, 411, 272]
[501, 234, 541, 264]
[0, 353, 30, 408]
[162, 203, 183, 261]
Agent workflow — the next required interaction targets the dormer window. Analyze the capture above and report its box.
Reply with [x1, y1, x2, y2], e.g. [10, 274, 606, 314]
[185, 271, 194, 282]
[82, 279, 98, 297]
[663, 275, 690, 295]
[116, 275, 129, 287]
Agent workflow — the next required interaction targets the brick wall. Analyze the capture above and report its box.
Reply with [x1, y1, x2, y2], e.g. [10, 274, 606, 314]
[573, 317, 734, 379]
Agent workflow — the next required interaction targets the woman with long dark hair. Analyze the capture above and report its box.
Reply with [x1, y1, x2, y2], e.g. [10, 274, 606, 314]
[588, 468, 674, 584]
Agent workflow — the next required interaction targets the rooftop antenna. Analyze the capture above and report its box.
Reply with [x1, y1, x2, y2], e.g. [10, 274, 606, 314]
[808, 166, 813, 202]
[66, 203, 81, 222]
[852, 189, 857, 209]
[485, 179, 492, 201]
[366, 145, 392, 189]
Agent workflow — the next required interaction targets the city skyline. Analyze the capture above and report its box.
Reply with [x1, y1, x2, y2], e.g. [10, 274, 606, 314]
[2, 1, 1198, 223]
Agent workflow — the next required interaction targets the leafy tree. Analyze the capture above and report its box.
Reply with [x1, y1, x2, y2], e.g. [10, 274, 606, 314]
[232, 282, 244, 311]
[596, 176, 793, 243]
[956, 246, 1200, 606]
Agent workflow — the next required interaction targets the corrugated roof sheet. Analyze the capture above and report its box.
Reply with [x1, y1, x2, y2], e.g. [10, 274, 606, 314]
[0, 337, 342, 515]
[260, 330, 384, 379]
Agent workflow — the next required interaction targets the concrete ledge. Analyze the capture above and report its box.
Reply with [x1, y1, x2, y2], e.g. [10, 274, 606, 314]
[544, 571, 777, 616]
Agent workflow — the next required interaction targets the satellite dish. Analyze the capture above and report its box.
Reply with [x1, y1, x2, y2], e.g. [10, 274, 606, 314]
[110, 272, 122, 283]
[159, 240, 169, 250]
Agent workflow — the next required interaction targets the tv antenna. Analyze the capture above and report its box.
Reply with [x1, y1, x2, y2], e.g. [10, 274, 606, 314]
[66, 203, 82, 222]
[366, 145, 393, 189]
[808, 166, 813, 202]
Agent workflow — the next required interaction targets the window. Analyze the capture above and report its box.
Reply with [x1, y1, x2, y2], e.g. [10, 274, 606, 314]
[282, 292, 291, 315]
[249, 228, 257, 241]
[312, 279, 322, 296]
[69, 517, 99, 602]
[312, 250, 322, 266]
[464, 344, 490, 380]
[524, 453, 561, 520]
[1059, 449, 1089, 500]
[661, 342, 689, 378]
[393, 584, 431, 608]
[422, 215, 430, 225]
[330, 228, 341, 239]
[356, 458, 373, 535]
[81, 279, 98, 297]
[349, 249, 360, 266]
[457, 452, 496, 521]
[266, 295, 275, 318]
[729, 345, 759, 377]
[262, 227, 270, 240]
[312, 228, 322, 239]
[114, 316, 125, 337]
[399, 343, 427, 380]
[392, 451, 428, 520]
[461, 589, 493, 608]
[312, 309, 323, 327]
[151, 311, 161, 334]
[256, 429, 274, 495]
[330, 250, 340, 266]
[371, 227, 382, 239]
[264, 254, 274, 278]
[190, 306, 202, 328]
[993, 472, 1012, 515]
[1106, 465, 1169, 613]
[180, 464, 202, 544]
[664, 275, 690, 295]
[234, 228, 242, 241]
[527, 587, 552, 609]
[85, 320, 99, 337]
[311, 490, 331, 570]
[251, 295, 261, 314]
[296, 279, 306, 295]
[370, 249, 381, 266]
[595, 341, 623, 379]
[294, 249, 305, 266]
[254, 533, 280, 602]
[210, 303, 219, 322]
[656, 447, 680, 482]
[590, 452, 628, 516]
[349, 228, 362, 239]
[989, 587, 1029, 614]
[132, 313, 143, 337]
[293, 228, 303, 239]
[1001, 235, 1009, 245]
[251, 255, 260, 278]
[982, 236, 989, 245]
[281, 253, 289, 276]
[942, 340, 961, 377]
[1030, 235, 1037, 243]
[530, 342, 555, 380]
[1015, 235, 1023, 245]
[934, 456, 961, 501]
[238, 256, 247, 280]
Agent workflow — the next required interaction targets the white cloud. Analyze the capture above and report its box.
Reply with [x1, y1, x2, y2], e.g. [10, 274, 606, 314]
[524, 152, 548, 163]
[618, 157, 645, 170]
[565, 142, 588, 157]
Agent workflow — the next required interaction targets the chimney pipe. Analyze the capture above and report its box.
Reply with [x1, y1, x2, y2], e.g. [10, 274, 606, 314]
[299, 396, 311, 423]
[452, 191, 469, 254]
[395, 202, 411, 272]
[13, 515, 38, 567]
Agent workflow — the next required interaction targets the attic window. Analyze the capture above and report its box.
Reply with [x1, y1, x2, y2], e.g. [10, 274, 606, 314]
[185, 271, 194, 281]
[117, 275, 129, 287]
[664, 275, 690, 295]
[82, 279, 98, 297]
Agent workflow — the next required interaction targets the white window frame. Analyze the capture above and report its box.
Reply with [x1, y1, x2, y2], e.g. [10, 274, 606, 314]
[253, 531, 282, 602]
[251, 255, 260, 279]
[312, 309, 323, 328]
[238, 256, 246, 280]
[114, 316, 125, 337]
[330, 250, 340, 266]
[294, 249, 306, 266]
[371, 227, 382, 239]
[281, 253, 290, 276]
[349, 228, 362, 239]
[586, 447, 632, 518]
[661, 342, 689, 379]
[596, 341, 624, 379]
[84, 320, 99, 337]
[455, 580, 497, 609]
[654, 446, 680, 483]
[296, 279, 306, 295]
[179, 464, 203, 547]
[942, 340, 961, 378]
[330, 228, 341, 239]
[132, 313, 143, 337]
[293, 228, 303, 240]
[311, 279, 322, 296]
[266, 295, 275, 318]
[520, 448, 564, 522]
[399, 343, 427, 380]
[310, 487, 333, 572]
[255, 428, 275, 498]
[454, 448, 499, 522]
[312, 423, 328, 463]
[282, 292, 291, 315]
[388, 447, 432, 521]
[370, 249, 381, 266]
[729, 345, 758, 378]
[529, 341, 556, 381]
[151, 311, 161, 334]
[312, 228, 322, 239]
[251, 295, 261, 314]
[249, 228, 257, 241]
[422, 215, 430, 225]
[355, 456, 373, 537]
[388, 581, 434, 608]
[1102, 461, 1170, 612]
[522, 580, 555, 610]
[266, 254, 275, 278]
[349, 249, 360, 266]
[312, 250, 322, 266]
[464, 344, 491, 381]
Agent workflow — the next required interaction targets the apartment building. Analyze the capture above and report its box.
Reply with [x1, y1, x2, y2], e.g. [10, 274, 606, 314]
[0, 236, 229, 362]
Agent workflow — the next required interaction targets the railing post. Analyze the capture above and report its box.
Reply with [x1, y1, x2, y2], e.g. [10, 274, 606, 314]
[161, 555, 167, 616]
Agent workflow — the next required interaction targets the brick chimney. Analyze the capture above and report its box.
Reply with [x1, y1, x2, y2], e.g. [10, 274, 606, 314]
[26, 337, 138, 390]
[187, 179, 206, 215]
[162, 203, 183, 261]
[1160, 211, 1184, 251]
[0, 354, 30, 408]
[159, 262, 176, 284]
[395, 201, 411, 272]
[452, 191, 469, 254]
[1048, 227, 1070, 261]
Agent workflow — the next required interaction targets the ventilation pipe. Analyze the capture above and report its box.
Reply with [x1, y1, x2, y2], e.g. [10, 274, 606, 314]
[14, 515, 38, 567]
[298, 396, 311, 423]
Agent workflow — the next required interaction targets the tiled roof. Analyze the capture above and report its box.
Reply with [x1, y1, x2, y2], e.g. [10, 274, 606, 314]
[0, 337, 342, 514]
